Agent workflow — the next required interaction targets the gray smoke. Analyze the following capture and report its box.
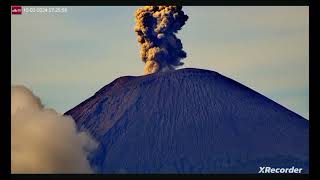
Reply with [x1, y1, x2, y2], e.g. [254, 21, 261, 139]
[11, 85, 97, 173]
[134, 6, 189, 74]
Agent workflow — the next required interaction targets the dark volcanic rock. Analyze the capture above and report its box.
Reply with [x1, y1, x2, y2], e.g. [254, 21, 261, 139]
[65, 68, 309, 173]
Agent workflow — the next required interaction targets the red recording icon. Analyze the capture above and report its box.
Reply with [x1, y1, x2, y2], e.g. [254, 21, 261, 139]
[12, 6, 22, 15]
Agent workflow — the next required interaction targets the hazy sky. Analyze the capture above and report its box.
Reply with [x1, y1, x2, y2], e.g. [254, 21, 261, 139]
[11, 6, 309, 119]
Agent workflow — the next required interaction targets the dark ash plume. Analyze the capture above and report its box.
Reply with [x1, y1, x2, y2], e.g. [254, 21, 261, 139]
[134, 6, 189, 74]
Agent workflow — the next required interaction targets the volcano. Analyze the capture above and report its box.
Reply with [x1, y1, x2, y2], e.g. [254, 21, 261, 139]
[65, 68, 309, 173]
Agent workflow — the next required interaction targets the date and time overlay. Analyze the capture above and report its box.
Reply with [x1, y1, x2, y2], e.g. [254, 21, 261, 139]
[12, 6, 68, 15]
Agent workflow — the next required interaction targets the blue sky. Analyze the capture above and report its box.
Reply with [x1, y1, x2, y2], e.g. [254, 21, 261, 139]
[11, 6, 309, 119]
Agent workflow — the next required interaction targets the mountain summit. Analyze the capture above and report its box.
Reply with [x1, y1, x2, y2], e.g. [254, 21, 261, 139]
[65, 68, 309, 173]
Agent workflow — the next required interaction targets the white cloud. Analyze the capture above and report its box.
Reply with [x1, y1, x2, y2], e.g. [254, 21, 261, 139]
[11, 85, 97, 173]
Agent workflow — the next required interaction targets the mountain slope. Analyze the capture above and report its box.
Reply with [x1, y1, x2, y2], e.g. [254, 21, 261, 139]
[65, 68, 309, 173]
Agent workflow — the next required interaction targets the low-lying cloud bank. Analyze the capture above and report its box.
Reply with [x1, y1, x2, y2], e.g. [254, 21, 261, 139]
[11, 85, 97, 173]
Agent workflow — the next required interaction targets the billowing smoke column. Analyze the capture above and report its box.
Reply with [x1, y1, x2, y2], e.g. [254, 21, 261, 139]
[134, 6, 189, 74]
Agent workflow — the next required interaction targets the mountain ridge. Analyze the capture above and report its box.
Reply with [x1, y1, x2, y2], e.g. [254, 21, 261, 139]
[66, 68, 306, 121]
[65, 68, 308, 173]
